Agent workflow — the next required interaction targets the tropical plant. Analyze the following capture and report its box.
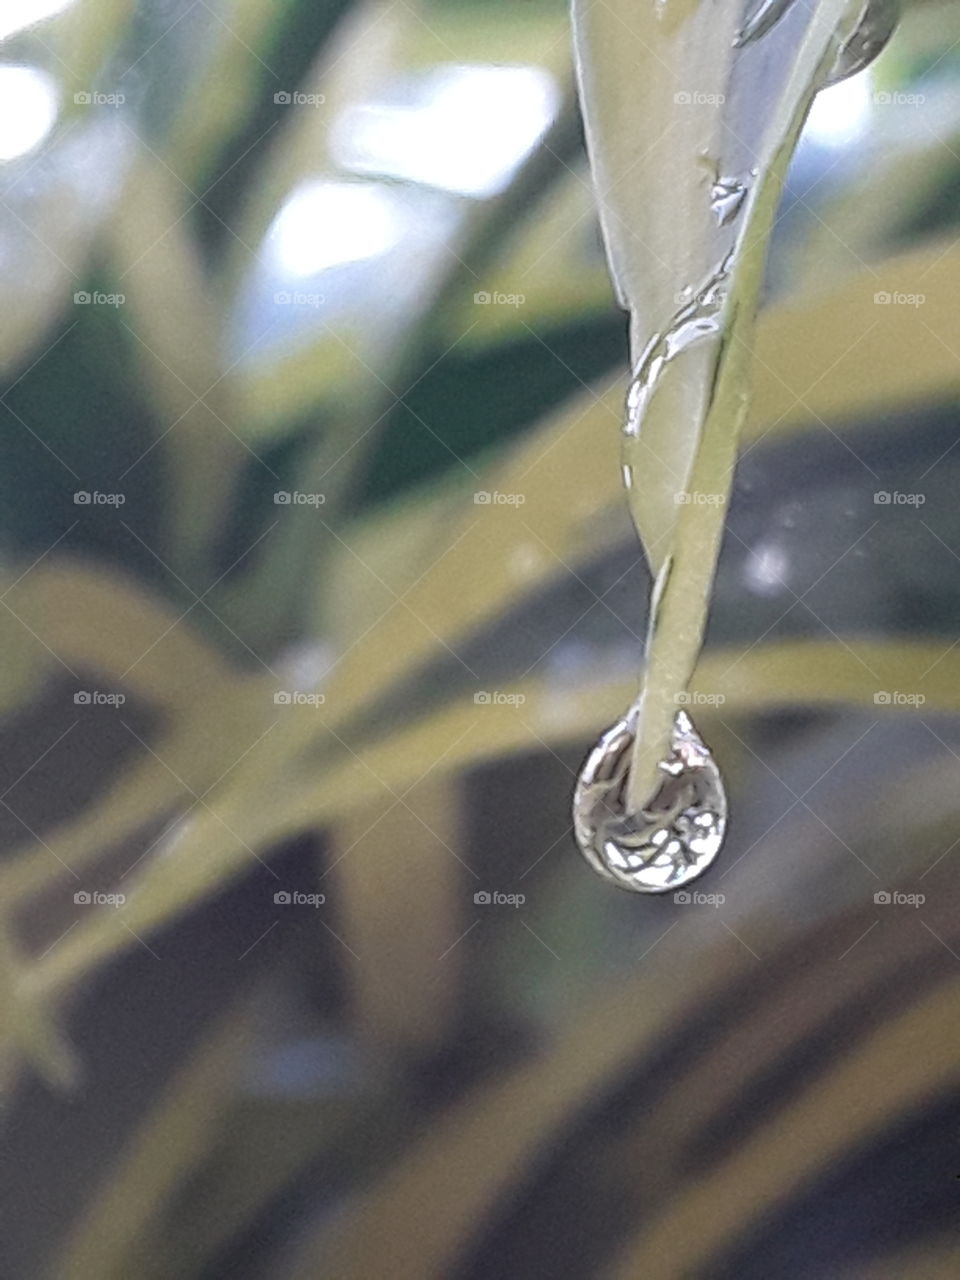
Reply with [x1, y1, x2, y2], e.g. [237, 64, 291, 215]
[2, 0, 960, 1276]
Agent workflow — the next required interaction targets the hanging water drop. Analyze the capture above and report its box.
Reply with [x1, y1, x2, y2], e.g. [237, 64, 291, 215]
[573, 709, 727, 893]
[825, 0, 899, 85]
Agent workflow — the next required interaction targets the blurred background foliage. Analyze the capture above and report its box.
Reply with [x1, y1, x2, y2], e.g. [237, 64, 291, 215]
[3, 0, 960, 1276]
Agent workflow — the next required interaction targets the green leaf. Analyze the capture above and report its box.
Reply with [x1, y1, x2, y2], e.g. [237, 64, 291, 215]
[571, 0, 886, 802]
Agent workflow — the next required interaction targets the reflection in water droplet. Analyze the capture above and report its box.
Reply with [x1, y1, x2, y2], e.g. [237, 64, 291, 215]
[573, 709, 727, 893]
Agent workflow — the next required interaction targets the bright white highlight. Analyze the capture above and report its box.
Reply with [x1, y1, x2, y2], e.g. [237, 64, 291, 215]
[0, 65, 58, 161]
[265, 180, 405, 278]
[333, 64, 559, 198]
[804, 73, 873, 149]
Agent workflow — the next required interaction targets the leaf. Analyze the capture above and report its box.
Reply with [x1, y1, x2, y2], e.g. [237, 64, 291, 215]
[0, 925, 77, 1089]
[110, 155, 242, 586]
[607, 980, 960, 1277]
[332, 775, 463, 1049]
[23, 635, 960, 994]
[283, 930, 755, 1280]
[570, 0, 897, 803]
[54, 0, 136, 109]
[50, 997, 257, 1278]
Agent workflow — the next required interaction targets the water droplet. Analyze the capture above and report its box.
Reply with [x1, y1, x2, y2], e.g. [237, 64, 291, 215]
[711, 177, 747, 227]
[735, 0, 899, 86]
[573, 708, 727, 893]
[625, 255, 732, 440]
[825, 0, 899, 86]
[734, 0, 796, 49]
